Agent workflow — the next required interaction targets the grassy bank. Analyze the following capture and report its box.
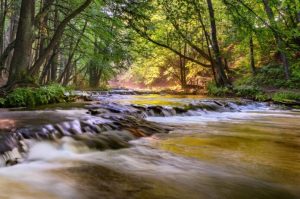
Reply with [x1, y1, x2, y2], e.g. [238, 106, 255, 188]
[0, 84, 73, 108]
[207, 64, 300, 107]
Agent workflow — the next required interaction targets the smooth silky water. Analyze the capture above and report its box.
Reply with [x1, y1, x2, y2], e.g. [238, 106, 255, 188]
[0, 95, 299, 199]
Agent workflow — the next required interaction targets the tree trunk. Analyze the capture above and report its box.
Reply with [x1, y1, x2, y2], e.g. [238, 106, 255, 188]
[192, 0, 217, 85]
[88, 39, 101, 88]
[0, 40, 15, 71]
[7, 0, 34, 86]
[0, 0, 8, 56]
[262, 0, 290, 79]
[39, 51, 55, 84]
[179, 55, 187, 89]
[50, 6, 60, 82]
[206, 0, 230, 87]
[90, 71, 101, 88]
[5, 3, 19, 73]
[89, 62, 102, 88]
[249, 34, 256, 75]
[179, 42, 187, 89]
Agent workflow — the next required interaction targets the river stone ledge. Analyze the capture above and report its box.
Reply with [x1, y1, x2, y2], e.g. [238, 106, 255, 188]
[70, 89, 194, 98]
[0, 103, 173, 167]
[86, 99, 271, 117]
[0, 99, 272, 166]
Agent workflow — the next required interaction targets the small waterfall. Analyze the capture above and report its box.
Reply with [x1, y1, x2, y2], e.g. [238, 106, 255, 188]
[127, 100, 270, 117]
[0, 98, 271, 167]
[0, 105, 171, 167]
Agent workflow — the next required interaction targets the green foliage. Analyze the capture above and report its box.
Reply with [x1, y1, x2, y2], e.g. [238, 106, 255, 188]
[233, 85, 261, 98]
[1, 84, 67, 108]
[235, 64, 300, 89]
[0, 98, 5, 106]
[207, 82, 232, 97]
[207, 81, 272, 101]
[5, 88, 34, 107]
[254, 93, 269, 101]
[272, 91, 300, 103]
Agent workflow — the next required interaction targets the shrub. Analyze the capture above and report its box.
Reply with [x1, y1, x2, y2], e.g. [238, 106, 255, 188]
[207, 82, 232, 97]
[5, 88, 34, 107]
[272, 91, 300, 103]
[0, 97, 5, 106]
[255, 93, 269, 101]
[234, 64, 300, 89]
[233, 85, 261, 98]
[2, 84, 67, 107]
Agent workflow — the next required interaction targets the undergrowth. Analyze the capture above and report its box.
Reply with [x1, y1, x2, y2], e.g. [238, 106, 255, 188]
[0, 84, 70, 108]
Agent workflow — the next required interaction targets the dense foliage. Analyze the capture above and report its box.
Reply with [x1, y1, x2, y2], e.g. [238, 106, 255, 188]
[0, 84, 68, 107]
[0, 0, 130, 89]
[0, 0, 298, 103]
[108, 0, 300, 92]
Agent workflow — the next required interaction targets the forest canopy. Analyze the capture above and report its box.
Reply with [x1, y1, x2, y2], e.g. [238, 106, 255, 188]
[0, 0, 299, 92]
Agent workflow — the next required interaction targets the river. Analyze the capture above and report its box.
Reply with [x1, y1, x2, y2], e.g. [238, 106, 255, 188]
[0, 94, 299, 199]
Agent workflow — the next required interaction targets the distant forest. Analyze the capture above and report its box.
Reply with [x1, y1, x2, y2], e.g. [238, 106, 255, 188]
[0, 0, 299, 91]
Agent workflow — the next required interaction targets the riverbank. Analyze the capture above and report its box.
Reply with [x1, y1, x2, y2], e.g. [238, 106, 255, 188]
[206, 83, 300, 108]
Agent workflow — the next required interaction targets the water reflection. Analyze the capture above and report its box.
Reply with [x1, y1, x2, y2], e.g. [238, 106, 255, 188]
[113, 94, 209, 106]
[154, 111, 300, 198]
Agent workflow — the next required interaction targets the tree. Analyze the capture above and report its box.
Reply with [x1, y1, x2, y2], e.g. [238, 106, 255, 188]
[7, 0, 34, 86]
[206, 0, 230, 86]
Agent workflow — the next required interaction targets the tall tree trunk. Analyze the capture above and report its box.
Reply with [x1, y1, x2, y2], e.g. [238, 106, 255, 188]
[5, 3, 19, 72]
[0, 0, 7, 55]
[194, 1, 217, 85]
[206, 0, 230, 87]
[179, 43, 187, 89]
[39, 51, 55, 84]
[249, 34, 256, 75]
[88, 37, 102, 88]
[50, 48, 59, 82]
[7, 0, 34, 86]
[192, 0, 217, 84]
[179, 55, 186, 89]
[262, 0, 290, 79]
[89, 67, 101, 88]
[50, 6, 60, 82]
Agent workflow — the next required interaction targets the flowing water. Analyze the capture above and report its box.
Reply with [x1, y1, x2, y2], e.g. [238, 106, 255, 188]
[0, 94, 299, 199]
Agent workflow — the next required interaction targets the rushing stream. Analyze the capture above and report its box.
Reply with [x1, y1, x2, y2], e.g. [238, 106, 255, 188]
[0, 94, 299, 199]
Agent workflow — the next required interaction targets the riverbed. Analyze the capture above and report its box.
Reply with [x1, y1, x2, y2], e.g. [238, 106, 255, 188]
[0, 94, 299, 199]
